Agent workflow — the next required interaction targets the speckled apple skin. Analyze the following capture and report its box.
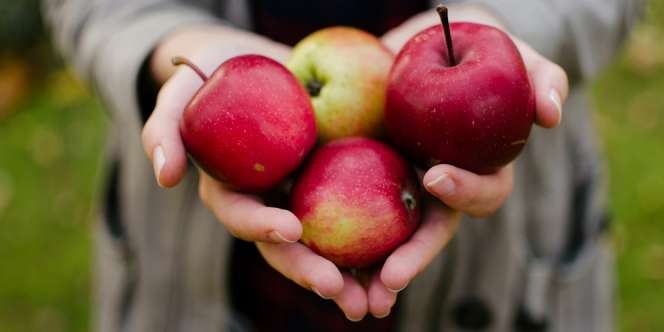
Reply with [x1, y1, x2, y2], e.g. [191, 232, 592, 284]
[287, 27, 394, 142]
[291, 137, 421, 268]
[386, 23, 535, 174]
[180, 55, 317, 193]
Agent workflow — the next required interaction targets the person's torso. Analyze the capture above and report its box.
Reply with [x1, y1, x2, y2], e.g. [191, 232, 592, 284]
[98, 1, 613, 331]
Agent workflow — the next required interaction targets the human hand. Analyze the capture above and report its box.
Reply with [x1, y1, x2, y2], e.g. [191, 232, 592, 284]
[310, 165, 511, 321]
[140, 24, 351, 316]
[363, 3, 571, 319]
[380, 3, 568, 219]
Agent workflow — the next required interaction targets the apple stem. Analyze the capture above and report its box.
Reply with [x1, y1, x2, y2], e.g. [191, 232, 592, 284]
[436, 5, 457, 66]
[171, 56, 208, 81]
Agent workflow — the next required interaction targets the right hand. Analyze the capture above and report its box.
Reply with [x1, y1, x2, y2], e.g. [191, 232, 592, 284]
[141, 25, 365, 319]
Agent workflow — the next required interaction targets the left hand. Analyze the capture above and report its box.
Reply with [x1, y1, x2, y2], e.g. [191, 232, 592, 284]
[327, 4, 569, 320]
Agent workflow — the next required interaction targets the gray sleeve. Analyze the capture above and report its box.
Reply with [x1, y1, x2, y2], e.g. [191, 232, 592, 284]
[42, 0, 222, 118]
[455, 0, 647, 81]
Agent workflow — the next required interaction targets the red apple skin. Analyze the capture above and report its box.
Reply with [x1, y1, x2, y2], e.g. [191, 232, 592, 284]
[385, 23, 535, 174]
[291, 137, 421, 268]
[180, 55, 317, 193]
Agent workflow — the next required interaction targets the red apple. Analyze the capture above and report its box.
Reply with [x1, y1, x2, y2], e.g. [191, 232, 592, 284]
[291, 137, 420, 268]
[178, 55, 317, 192]
[385, 6, 535, 174]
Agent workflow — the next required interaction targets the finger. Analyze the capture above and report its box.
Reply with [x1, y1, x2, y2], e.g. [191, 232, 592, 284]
[141, 68, 204, 187]
[256, 241, 344, 300]
[333, 273, 369, 322]
[381, 30, 410, 54]
[381, 202, 459, 292]
[368, 272, 397, 319]
[422, 164, 513, 218]
[515, 41, 569, 129]
[199, 172, 302, 243]
[380, 11, 436, 53]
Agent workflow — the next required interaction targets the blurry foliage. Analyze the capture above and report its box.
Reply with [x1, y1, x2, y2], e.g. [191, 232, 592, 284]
[0, 0, 60, 119]
[591, 1, 664, 331]
[0, 70, 105, 332]
[0, 3, 103, 331]
[0, 55, 30, 118]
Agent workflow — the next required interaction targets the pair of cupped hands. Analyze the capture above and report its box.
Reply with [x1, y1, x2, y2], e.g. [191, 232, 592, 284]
[142, 4, 568, 321]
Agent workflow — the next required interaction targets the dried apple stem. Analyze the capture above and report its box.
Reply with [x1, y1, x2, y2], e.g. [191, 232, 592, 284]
[172, 56, 208, 81]
[436, 5, 457, 66]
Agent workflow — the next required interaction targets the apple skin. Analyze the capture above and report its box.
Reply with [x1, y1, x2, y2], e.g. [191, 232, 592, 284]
[291, 137, 421, 268]
[287, 27, 394, 142]
[180, 55, 317, 193]
[385, 23, 535, 174]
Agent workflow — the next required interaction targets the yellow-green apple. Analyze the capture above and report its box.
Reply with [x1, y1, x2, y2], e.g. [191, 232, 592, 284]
[291, 137, 421, 268]
[287, 27, 394, 142]
[385, 6, 535, 174]
[177, 55, 316, 193]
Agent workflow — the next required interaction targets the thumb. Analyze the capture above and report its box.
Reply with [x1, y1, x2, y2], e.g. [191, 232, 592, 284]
[514, 40, 569, 129]
[141, 68, 204, 187]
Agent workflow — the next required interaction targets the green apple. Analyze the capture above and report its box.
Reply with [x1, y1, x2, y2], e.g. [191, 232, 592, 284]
[287, 27, 394, 142]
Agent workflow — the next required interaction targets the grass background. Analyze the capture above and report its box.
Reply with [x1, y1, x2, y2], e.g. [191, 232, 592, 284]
[0, 1, 663, 331]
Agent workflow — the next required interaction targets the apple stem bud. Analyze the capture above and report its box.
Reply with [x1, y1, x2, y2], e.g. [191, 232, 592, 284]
[172, 56, 209, 81]
[306, 79, 323, 97]
[436, 5, 457, 66]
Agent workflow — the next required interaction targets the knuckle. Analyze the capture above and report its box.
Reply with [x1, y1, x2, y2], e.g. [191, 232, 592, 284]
[468, 197, 503, 219]
[141, 120, 155, 147]
[467, 194, 502, 218]
[457, 187, 479, 211]
[552, 62, 566, 77]
[224, 225, 242, 239]
[248, 206, 268, 228]
[554, 66, 568, 86]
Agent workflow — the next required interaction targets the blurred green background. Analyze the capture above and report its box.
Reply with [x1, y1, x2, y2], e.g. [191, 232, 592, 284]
[0, 1, 663, 331]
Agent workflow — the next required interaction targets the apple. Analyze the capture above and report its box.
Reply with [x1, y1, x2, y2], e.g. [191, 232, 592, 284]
[385, 6, 535, 174]
[291, 137, 421, 268]
[177, 55, 316, 193]
[287, 27, 394, 142]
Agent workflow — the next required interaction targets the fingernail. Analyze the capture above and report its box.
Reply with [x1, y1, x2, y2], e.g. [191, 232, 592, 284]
[387, 282, 409, 293]
[268, 230, 297, 244]
[153, 146, 166, 187]
[374, 309, 391, 319]
[312, 287, 331, 300]
[345, 313, 363, 322]
[426, 173, 455, 196]
[549, 89, 562, 124]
